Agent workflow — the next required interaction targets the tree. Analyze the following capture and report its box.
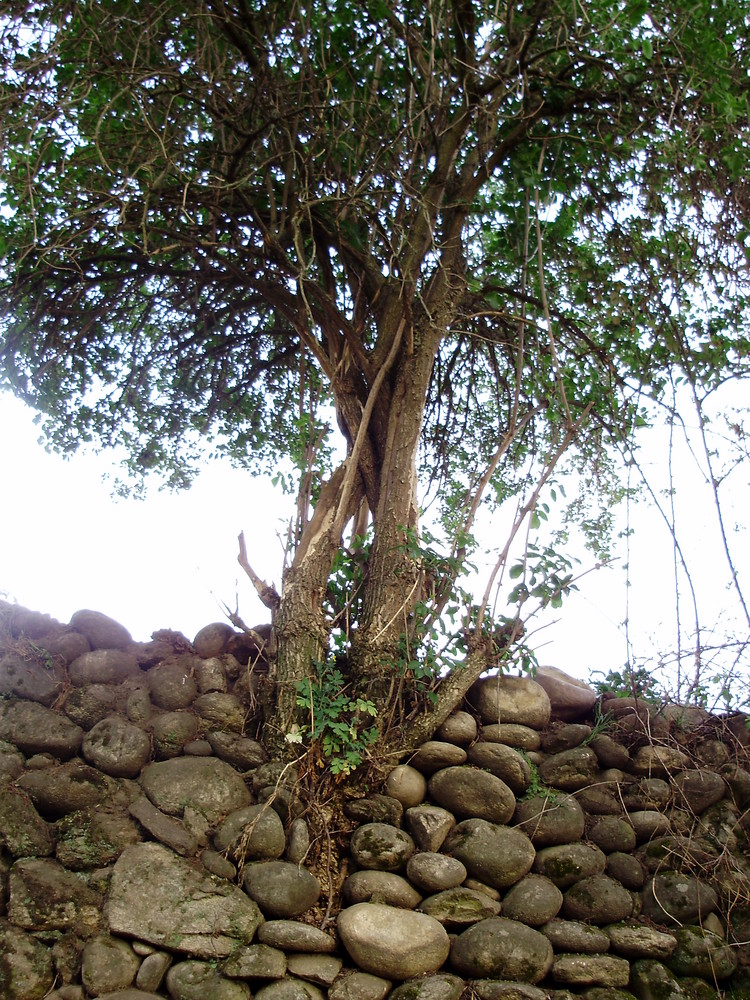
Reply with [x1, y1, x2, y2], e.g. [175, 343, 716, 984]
[1, 0, 749, 765]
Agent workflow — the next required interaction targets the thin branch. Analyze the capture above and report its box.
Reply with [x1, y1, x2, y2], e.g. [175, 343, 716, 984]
[237, 531, 281, 612]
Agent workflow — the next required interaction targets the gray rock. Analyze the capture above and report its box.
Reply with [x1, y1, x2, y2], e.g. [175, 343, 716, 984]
[68, 649, 140, 685]
[667, 926, 738, 980]
[563, 875, 634, 924]
[136, 952, 173, 992]
[418, 887, 502, 926]
[194, 693, 246, 731]
[630, 745, 688, 776]
[588, 817, 636, 853]
[343, 870, 422, 908]
[435, 711, 477, 745]
[538, 747, 599, 791]
[672, 768, 726, 814]
[286, 818, 311, 864]
[286, 954, 342, 986]
[606, 921, 677, 960]
[166, 960, 250, 1000]
[344, 794, 403, 826]
[551, 953, 630, 987]
[64, 684, 118, 729]
[140, 757, 251, 823]
[0, 740, 25, 781]
[0, 784, 55, 857]
[406, 852, 467, 893]
[481, 723, 541, 750]
[148, 661, 198, 710]
[470, 983, 549, 1000]
[126, 686, 153, 725]
[540, 918, 611, 953]
[107, 843, 263, 958]
[55, 806, 141, 869]
[70, 609, 133, 650]
[201, 849, 237, 880]
[253, 981, 325, 1000]
[575, 783, 621, 815]
[389, 974, 464, 999]
[542, 723, 593, 752]
[443, 818, 535, 889]
[338, 902, 450, 980]
[629, 959, 691, 999]
[0, 700, 83, 759]
[82, 716, 151, 778]
[0, 919, 55, 1000]
[513, 793, 585, 846]
[129, 795, 198, 856]
[207, 731, 268, 770]
[194, 657, 228, 693]
[628, 810, 671, 842]
[471, 676, 551, 728]
[349, 822, 415, 871]
[37, 629, 91, 665]
[327, 969, 392, 1000]
[213, 804, 286, 861]
[640, 871, 718, 925]
[8, 857, 103, 935]
[244, 861, 321, 918]
[621, 777, 671, 810]
[408, 741, 467, 774]
[405, 806, 456, 852]
[385, 765, 427, 808]
[534, 666, 597, 721]
[257, 921, 337, 953]
[606, 852, 647, 890]
[221, 944, 287, 979]
[501, 874, 563, 925]
[450, 916, 553, 983]
[82, 935, 140, 995]
[589, 733, 631, 769]
[533, 843, 606, 887]
[428, 766, 516, 824]
[152, 712, 200, 758]
[192, 623, 234, 657]
[0, 651, 64, 705]
[466, 742, 532, 795]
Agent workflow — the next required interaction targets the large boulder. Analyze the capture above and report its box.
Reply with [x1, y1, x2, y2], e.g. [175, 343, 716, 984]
[450, 917, 553, 983]
[471, 676, 551, 729]
[533, 666, 597, 721]
[140, 757, 251, 823]
[443, 819, 535, 890]
[428, 767, 516, 824]
[338, 903, 450, 980]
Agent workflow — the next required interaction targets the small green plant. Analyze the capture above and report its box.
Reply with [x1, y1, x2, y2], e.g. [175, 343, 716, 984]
[292, 659, 378, 775]
[589, 664, 662, 702]
[519, 754, 559, 802]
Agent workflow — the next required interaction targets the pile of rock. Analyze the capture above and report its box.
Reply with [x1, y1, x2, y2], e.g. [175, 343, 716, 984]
[1, 600, 749, 1000]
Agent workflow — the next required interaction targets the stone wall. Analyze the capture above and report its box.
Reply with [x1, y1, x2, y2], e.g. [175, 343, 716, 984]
[1, 600, 749, 1000]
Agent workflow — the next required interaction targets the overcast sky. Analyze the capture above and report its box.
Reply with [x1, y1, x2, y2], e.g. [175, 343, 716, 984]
[1, 390, 747, 696]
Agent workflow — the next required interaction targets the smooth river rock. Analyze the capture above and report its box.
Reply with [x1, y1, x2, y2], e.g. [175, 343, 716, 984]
[450, 916, 554, 983]
[428, 767, 516, 824]
[338, 903, 450, 980]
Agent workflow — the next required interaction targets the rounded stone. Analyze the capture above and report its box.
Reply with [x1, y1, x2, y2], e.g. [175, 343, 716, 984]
[194, 658, 229, 693]
[193, 623, 234, 657]
[471, 676, 551, 728]
[0, 652, 64, 706]
[481, 724, 541, 751]
[63, 684, 118, 730]
[513, 793, 585, 847]
[640, 871, 718, 925]
[409, 742, 467, 775]
[628, 810, 671, 842]
[344, 794, 404, 826]
[214, 804, 286, 861]
[194, 693, 246, 731]
[667, 926, 738, 980]
[418, 887, 502, 926]
[0, 922, 55, 1000]
[82, 716, 151, 778]
[389, 975, 464, 1000]
[406, 853, 467, 893]
[588, 817, 636, 854]
[82, 935, 140, 995]
[563, 875, 634, 924]
[435, 711, 477, 745]
[338, 903, 450, 980]
[328, 969, 392, 1000]
[244, 861, 321, 918]
[147, 662, 198, 710]
[533, 843, 606, 888]
[152, 712, 200, 758]
[404, 806, 456, 853]
[606, 852, 647, 890]
[672, 768, 726, 814]
[206, 732, 268, 770]
[501, 874, 563, 926]
[428, 766, 516, 824]
[342, 871, 422, 909]
[257, 921, 337, 954]
[538, 747, 599, 791]
[542, 723, 593, 752]
[385, 765, 427, 808]
[534, 666, 597, 721]
[589, 734, 631, 770]
[68, 649, 140, 686]
[606, 921, 678, 960]
[540, 918, 611, 954]
[166, 960, 250, 1000]
[443, 818, 535, 890]
[141, 757, 251, 823]
[630, 744, 688, 776]
[450, 916, 553, 983]
[551, 953, 630, 987]
[70, 609, 132, 650]
[349, 823, 415, 871]
[466, 742, 532, 795]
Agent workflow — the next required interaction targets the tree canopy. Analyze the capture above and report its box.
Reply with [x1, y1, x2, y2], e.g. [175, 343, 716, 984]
[2, 0, 749, 761]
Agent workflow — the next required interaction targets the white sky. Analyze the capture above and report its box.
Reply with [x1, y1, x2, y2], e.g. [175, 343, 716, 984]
[1, 390, 747, 699]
